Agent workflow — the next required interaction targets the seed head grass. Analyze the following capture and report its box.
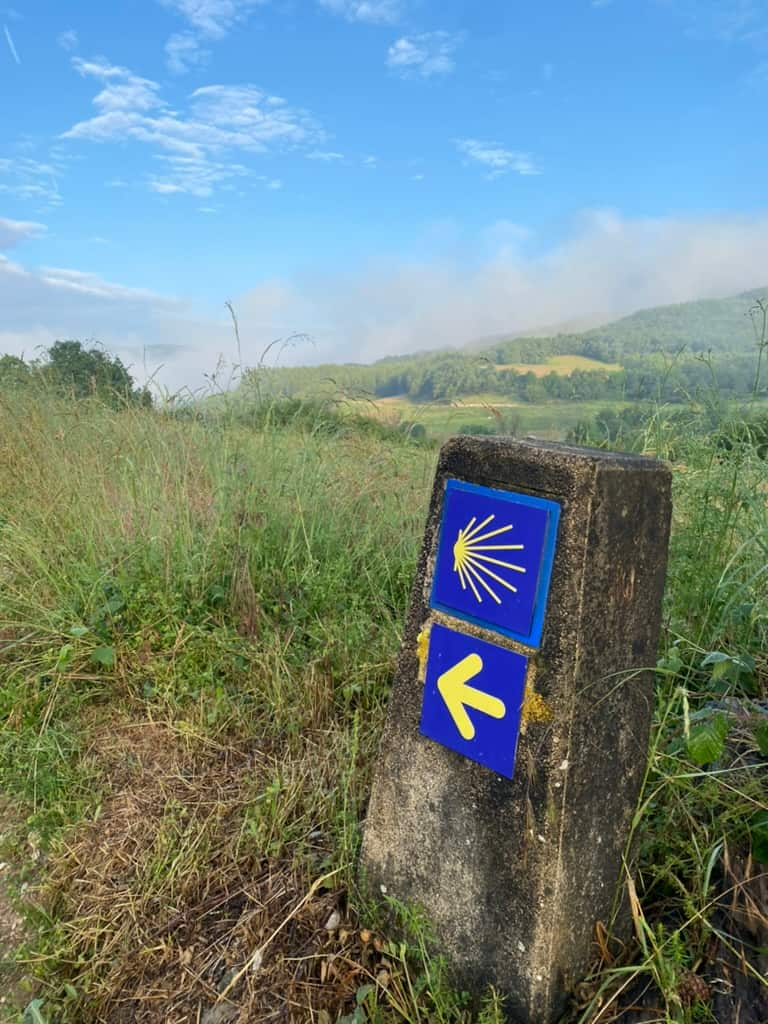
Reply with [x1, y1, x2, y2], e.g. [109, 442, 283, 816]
[0, 387, 765, 1022]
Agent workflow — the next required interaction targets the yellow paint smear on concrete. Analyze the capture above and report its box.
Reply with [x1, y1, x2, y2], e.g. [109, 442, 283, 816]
[416, 626, 430, 681]
[520, 670, 554, 734]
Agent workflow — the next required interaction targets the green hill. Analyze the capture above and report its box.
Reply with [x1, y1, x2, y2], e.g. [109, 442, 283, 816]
[571, 286, 767, 357]
[252, 286, 767, 407]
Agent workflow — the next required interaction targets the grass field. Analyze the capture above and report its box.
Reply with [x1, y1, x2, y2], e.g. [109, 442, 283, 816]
[494, 354, 623, 377]
[355, 395, 629, 440]
[0, 391, 766, 1023]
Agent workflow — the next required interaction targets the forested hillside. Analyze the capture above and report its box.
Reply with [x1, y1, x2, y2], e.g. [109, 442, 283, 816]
[252, 288, 767, 405]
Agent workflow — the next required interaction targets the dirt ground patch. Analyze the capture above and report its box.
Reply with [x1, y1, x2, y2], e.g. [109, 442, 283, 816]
[0, 870, 27, 1017]
[0, 802, 30, 1018]
[28, 717, 393, 1023]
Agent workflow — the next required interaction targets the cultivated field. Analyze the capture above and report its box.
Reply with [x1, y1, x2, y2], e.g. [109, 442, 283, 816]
[494, 355, 623, 376]
[354, 396, 631, 440]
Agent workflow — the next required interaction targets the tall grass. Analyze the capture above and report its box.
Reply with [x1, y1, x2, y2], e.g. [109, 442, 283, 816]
[568, 394, 768, 1022]
[0, 385, 765, 1023]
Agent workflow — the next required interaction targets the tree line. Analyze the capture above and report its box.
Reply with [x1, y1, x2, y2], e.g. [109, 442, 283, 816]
[250, 347, 766, 406]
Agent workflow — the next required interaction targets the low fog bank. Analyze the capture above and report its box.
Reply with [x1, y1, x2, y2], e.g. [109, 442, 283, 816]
[3, 210, 768, 394]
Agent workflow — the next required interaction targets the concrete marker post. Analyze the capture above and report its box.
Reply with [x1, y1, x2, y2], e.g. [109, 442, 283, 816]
[359, 436, 672, 1023]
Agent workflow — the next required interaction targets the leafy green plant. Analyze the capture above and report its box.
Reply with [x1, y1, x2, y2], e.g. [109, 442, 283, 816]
[749, 810, 768, 863]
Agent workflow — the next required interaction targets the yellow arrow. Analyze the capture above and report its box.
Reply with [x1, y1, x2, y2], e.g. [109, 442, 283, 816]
[437, 653, 506, 740]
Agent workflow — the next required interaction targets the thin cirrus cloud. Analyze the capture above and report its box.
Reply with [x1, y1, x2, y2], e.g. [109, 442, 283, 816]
[61, 57, 325, 197]
[158, 0, 267, 37]
[165, 31, 211, 74]
[456, 139, 541, 178]
[158, 0, 268, 74]
[386, 31, 463, 78]
[3, 23, 20, 64]
[671, 0, 768, 45]
[307, 150, 344, 161]
[318, 0, 402, 25]
[57, 28, 79, 51]
[148, 155, 251, 197]
[663, 1, 768, 85]
[0, 156, 63, 206]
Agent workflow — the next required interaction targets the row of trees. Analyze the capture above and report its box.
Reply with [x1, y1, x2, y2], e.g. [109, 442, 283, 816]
[252, 348, 766, 406]
[0, 341, 150, 407]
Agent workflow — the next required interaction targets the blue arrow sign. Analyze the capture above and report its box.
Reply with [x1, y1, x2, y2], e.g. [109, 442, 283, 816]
[430, 479, 560, 648]
[419, 622, 528, 778]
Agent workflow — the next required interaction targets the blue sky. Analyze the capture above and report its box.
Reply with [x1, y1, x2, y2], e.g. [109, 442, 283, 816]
[1, 0, 767, 387]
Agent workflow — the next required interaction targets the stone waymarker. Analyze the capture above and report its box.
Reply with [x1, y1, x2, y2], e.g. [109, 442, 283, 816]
[360, 436, 672, 1023]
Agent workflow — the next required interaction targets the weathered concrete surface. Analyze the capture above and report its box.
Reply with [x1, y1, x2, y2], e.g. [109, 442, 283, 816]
[359, 436, 672, 1023]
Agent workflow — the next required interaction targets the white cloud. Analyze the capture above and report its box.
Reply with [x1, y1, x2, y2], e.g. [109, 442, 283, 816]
[191, 84, 319, 143]
[386, 31, 462, 78]
[62, 59, 324, 196]
[71, 57, 162, 113]
[148, 155, 250, 197]
[307, 149, 344, 161]
[165, 31, 210, 73]
[0, 244, 196, 388]
[158, 0, 266, 72]
[37, 265, 174, 303]
[456, 139, 541, 178]
[57, 28, 78, 51]
[0, 216, 45, 249]
[158, 0, 266, 38]
[3, 23, 20, 63]
[319, 0, 401, 25]
[0, 157, 62, 206]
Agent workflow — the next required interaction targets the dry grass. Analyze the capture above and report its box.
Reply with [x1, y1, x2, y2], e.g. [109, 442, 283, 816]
[24, 716, 417, 1023]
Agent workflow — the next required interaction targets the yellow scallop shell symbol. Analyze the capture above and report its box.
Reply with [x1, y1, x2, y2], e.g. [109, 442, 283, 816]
[452, 514, 526, 605]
